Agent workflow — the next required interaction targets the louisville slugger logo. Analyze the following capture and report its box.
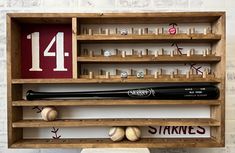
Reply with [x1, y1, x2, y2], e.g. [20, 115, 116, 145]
[128, 88, 155, 98]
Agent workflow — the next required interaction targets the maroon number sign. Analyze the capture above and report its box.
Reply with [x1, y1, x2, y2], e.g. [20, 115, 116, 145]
[21, 24, 72, 78]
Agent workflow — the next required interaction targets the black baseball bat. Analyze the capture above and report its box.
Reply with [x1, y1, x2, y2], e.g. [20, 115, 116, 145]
[26, 85, 219, 100]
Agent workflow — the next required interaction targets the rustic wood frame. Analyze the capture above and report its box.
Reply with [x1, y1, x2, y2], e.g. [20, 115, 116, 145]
[7, 12, 225, 148]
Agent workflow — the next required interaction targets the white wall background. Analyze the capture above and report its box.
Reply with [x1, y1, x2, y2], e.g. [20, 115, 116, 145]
[0, 0, 235, 153]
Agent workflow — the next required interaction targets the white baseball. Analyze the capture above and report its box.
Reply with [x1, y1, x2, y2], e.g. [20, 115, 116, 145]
[120, 29, 128, 35]
[41, 107, 58, 121]
[120, 71, 128, 78]
[109, 127, 125, 142]
[104, 50, 112, 57]
[125, 126, 141, 141]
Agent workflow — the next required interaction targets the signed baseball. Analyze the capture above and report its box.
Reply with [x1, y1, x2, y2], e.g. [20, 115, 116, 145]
[125, 126, 141, 141]
[120, 71, 128, 78]
[104, 50, 112, 57]
[109, 127, 125, 142]
[136, 72, 144, 78]
[41, 107, 58, 121]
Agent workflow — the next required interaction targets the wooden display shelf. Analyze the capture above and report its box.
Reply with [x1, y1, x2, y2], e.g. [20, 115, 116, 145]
[77, 55, 221, 63]
[12, 99, 221, 106]
[10, 138, 222, 148]
[11, 77, 221, 84]
[77, 34, 221, 43]
[12, 118, 220, 128]
[7, 12, 226, 148]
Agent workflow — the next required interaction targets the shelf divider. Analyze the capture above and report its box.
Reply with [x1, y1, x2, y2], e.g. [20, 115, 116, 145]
[72, 17, 78, 79]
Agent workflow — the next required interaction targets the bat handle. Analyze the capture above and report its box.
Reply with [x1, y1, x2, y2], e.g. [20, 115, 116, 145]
[26, 90, 62, 100]
[27, 90, 51, 100]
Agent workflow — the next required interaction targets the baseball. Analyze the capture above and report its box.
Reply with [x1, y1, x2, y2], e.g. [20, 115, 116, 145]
[41, 107, 58, 121]
[125, 126, 141, 141]
[120, 29, 128, 35]
[108, 127, 125, 142]
[169, 27, 176, 35]
[120, 71, 128, 78]
[136, 71, 144, 78]
[104, 50, 112, 57]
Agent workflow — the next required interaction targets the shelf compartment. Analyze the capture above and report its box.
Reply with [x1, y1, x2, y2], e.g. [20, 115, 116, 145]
[12, 118, 220, 128]
[77, 55, 221, 63]
[11, 77, 221, 84]
[10, 138, 222, 148]
[77, 34, 221, 43]
[12, 100, 221, 106]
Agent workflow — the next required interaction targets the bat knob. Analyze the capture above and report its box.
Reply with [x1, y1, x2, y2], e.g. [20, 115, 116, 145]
[26, 90, 35, 101]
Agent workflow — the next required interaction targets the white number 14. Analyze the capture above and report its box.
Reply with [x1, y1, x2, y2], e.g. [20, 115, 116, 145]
[27, 32, 69, 72]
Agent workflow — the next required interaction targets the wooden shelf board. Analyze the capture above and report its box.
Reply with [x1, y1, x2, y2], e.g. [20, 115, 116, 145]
[10, 138, 222, 148]
[9, 12, 224, 21]
[77, 12, 224, 24]
[14, 17, 71, 24]
[8, 12, 224, 25]
[12, 99, 221, 106]
[11, 78, 221, 84]
[79, 17, 221, 24]
[77, 55, 221, 63]
[77, 34, 221, 43]
[12, 118, 220, 128]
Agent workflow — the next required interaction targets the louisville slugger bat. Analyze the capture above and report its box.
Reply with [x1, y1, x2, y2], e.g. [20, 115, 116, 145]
[26, 85, 219, 100]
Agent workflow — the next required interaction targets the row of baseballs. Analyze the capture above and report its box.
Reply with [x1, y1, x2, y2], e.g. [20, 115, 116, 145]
[41, 107, 141, 142]
[109, 127, 141, 142]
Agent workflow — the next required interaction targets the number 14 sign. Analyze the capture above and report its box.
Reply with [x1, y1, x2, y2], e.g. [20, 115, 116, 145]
[21, 24, 72, 78]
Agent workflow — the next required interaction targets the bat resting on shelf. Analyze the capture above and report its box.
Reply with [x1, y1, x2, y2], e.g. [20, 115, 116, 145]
[26, 85, 219, 100]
